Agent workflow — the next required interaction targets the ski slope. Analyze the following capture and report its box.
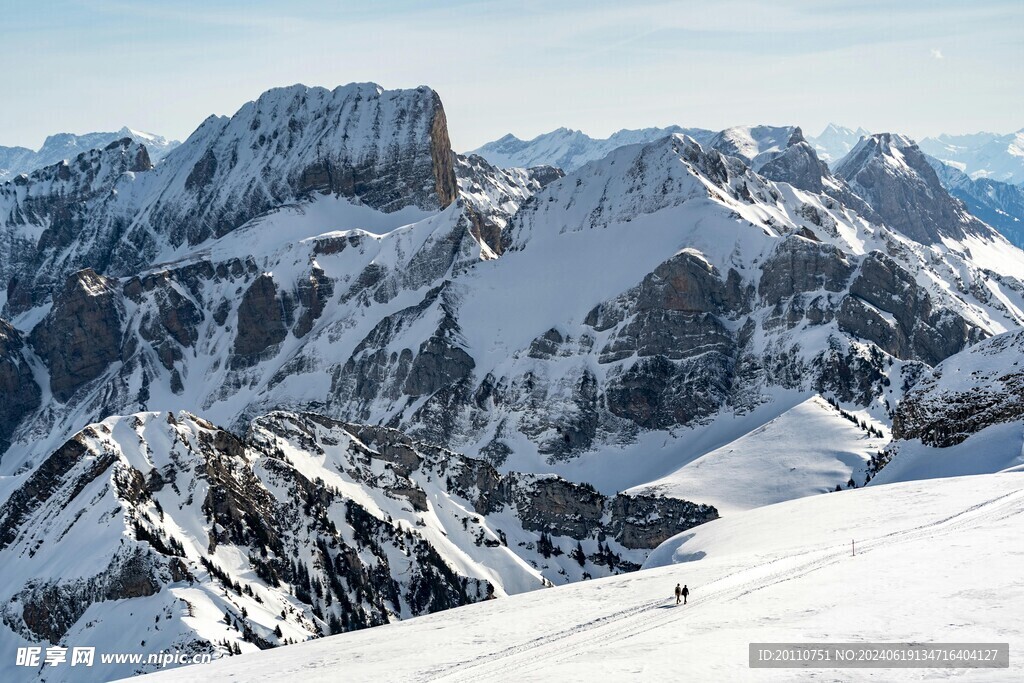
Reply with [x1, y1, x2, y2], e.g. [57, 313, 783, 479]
[136, 473, 1024, 682]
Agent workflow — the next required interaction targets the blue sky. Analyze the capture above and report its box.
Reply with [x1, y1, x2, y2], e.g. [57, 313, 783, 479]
[1, 0, 1021, 150]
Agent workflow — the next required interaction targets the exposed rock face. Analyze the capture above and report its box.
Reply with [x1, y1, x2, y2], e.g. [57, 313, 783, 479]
[1, 139, 153, 313]
[758, 236, 854, 305]
[0, 320, 40, 452]
[233, 274, 290, 367]
[892, 329, 1024, 446]
[15, 546, 163, 643]
[837, 252, 984, 365]
[609, 494, 718, 550]
[834, 133, 987, 244]
[757, 128, 831, 193]
[566, 251, 745, 432]
[29, 269, 123, 402]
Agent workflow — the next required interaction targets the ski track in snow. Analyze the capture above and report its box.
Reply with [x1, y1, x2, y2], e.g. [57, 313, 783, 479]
[421, 488, 1024, 682]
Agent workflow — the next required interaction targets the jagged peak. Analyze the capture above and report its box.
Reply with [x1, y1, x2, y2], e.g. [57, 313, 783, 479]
[834, 132, 922, 179]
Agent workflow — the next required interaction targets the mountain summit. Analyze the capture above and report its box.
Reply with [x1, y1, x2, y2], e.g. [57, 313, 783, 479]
[834, 133, 991, 244]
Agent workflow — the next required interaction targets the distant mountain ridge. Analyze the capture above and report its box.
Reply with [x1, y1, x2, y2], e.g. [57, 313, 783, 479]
[918, 129, 1024, 184]
[806, 123, 870, 163]
[926, 157, 1024, 248]
[468, 126, 715, 172]
[0, 127, 180, 181]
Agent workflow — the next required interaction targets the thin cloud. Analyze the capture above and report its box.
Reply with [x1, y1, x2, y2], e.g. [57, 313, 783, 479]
[931, 48, 945, 60]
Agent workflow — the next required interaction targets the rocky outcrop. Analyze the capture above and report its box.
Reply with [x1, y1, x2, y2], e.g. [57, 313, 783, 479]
[403, 316, 475, 397]
[836, 252, 984, 365]
[232, 274, 290, 368]
[29, 269, 123, 402]
[14, 546, 164, 643]
[0, 320, 40, 453]
[609, 494, 718, 549]
[835, 133, 988, 244]
[759, 236, 854, 304]
[892, 329, 1024, 446]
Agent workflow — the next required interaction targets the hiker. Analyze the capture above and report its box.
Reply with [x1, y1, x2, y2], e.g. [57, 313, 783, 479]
[682, 584, 689, 605]
[674, 583, 682, 604]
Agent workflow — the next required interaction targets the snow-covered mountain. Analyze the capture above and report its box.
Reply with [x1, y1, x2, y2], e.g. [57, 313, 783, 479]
[918, 129, 1024, 184]
[7, 125, 1023, 484]
[136, 472, 1024, 682]
[469, 126, 715, 172]
[706, 124, 800, 171]
[926, 156, 1024, 248]
[0, 128, 179, 182]
[0, 83, 458, 315]
[0, 409, 708, 682]
[4, 80, 1024, 680]
[806, 123, 870, 163]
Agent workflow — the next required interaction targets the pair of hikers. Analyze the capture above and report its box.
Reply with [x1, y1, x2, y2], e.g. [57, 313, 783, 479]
[674, 583, 689, 605]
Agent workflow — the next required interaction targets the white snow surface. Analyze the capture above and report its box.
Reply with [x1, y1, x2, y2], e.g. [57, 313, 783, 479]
[707, 124, 797, 170]
[136, 472, 1024, 682]
[628, 396, 888, 514]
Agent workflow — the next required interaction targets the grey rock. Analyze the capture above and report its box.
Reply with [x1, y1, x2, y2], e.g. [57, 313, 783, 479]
[0, 320, 41, 453]
[29, 269, 123, 402]
[892, 329, 1024, 446]
[837, 252, 983, 364]
[232, 274, 289, 368]
[835, 133, 987, 244]
[759, 236, 854, 304]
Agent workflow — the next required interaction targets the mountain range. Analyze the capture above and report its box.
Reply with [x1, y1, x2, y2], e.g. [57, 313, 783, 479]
[0, 129, 180, 182]
[472, 123, 1024, 249]
[2, 83, 1024, 680]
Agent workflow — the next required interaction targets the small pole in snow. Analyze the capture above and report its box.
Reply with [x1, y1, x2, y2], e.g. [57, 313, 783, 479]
[852, 539, 855, 556]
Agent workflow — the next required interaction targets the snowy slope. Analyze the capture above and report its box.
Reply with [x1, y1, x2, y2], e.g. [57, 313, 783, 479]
[707, 124, 797, 170]
[136, 472, 1024, 682]
[627, 395, 888, 514]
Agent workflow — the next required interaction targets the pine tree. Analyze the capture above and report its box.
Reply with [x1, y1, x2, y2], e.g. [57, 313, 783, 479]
[571, 541, 586, 567]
